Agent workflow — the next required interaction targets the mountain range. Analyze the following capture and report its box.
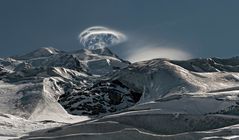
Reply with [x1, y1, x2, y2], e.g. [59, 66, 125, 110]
[1, 47, 239, 139]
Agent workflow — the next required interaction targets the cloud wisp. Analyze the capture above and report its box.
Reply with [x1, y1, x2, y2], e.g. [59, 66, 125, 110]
[127, 46, 192, 62]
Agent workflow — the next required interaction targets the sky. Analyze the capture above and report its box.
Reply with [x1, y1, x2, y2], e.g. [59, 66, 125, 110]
[0, 0, 239, 61]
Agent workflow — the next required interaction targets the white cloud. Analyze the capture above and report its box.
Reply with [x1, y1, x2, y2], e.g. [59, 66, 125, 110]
[127, 46, 192, 62]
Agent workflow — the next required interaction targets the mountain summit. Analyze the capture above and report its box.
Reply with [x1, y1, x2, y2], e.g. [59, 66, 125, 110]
[15, 47, 63, 60]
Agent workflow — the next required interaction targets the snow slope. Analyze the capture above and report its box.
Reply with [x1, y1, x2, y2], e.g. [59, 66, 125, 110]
[20, 56, 239, 140]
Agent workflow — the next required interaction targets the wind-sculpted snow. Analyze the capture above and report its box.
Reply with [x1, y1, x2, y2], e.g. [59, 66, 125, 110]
[79, 26, 127, 49]
[20, 113, 239, 140]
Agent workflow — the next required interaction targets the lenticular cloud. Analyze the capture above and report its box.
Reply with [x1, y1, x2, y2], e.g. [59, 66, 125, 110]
[79, 26, 126, 50]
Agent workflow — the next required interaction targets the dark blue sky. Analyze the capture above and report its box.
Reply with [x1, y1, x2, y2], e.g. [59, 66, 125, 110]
[0, 0, 239, 60]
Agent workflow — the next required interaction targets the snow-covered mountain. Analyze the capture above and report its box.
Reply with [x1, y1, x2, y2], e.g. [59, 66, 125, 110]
[1, 47, 239, 139]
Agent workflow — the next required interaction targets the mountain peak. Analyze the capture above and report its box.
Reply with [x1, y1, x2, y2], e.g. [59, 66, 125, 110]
[15, 47, 63, 60]
[38, 47, 61, 54]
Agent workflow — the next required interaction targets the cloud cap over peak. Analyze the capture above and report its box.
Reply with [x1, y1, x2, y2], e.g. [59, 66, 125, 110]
[78, 26, 127, 50]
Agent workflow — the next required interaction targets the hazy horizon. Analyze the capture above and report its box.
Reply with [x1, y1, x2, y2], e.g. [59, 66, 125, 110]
[1, 0, 239, 61]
